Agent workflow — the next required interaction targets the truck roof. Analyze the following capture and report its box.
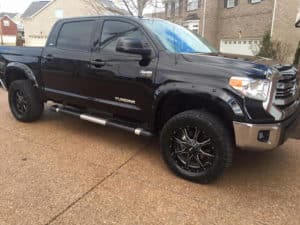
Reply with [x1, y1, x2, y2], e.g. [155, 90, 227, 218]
[56, 15, 162, 23]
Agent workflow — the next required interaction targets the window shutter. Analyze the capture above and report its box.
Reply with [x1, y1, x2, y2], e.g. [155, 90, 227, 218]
[235, 0, 238, 6]
[224, 0, 227, 8]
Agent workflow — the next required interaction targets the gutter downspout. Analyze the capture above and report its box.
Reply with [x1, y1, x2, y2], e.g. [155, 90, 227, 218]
[202, 0, 207, 37]
[271, 0, 277, 37]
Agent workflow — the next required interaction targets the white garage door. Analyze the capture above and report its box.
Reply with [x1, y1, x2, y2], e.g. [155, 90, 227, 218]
[1, 35, 16, 45]
[220, 39, 261, 56]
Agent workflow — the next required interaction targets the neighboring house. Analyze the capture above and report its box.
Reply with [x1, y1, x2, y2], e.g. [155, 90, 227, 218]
[0, 15, 18, 46]
[162, 0, 300, 62]
[21, 0, 126, 46]
[0, 13, 25, 44]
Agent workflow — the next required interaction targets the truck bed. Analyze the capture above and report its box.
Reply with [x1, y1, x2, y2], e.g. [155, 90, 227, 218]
[0, 46, 43, 58]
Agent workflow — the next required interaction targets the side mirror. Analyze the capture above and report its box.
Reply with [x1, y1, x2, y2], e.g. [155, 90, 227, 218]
[116, 37, 151, 59]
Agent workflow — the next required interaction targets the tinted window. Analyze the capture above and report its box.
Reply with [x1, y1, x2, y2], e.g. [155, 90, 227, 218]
[100, 21, 149, 53]
[57, 21, 94, 51]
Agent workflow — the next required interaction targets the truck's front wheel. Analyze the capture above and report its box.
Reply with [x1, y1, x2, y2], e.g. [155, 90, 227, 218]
[9, 80, 44, 122]
[160, 110, 233, 184]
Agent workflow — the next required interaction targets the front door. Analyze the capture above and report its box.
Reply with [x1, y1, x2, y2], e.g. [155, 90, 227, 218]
[89, 19, 158, 122]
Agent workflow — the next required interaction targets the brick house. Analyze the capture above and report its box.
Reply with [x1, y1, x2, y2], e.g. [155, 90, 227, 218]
[21, 0, 126, 47]
[162, 0, 300, 62]
[0, 15, 18, 46]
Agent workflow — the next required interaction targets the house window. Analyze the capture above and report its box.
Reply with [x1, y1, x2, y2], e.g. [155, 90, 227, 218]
[184, 20, 199, 33]
[175, 0, 180, 15]
[166, 2, 172, 17]
[249, 0, 262, 3]
[225, 0, 237, 8]
[187, 0, 199, 11]
[55, 9, 64, 19]
[3, 20, 10, 27]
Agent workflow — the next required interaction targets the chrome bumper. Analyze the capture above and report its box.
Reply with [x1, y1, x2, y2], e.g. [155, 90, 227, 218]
[233, 107, 300, 150]
[233, 122, 283, 151]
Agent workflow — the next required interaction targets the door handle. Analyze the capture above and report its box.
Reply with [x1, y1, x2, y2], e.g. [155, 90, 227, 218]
[91, 60, 106, 68]
[44, 54, 54, 60]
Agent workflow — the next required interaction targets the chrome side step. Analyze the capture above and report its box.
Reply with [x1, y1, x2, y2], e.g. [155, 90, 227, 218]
[50, 105, 153, 137]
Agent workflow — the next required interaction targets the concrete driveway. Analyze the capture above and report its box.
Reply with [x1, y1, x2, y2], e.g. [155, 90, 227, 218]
[0, 89, 299, 225]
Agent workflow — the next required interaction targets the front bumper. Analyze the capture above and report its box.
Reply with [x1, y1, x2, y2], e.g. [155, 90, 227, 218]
[233, 103, 300, 151]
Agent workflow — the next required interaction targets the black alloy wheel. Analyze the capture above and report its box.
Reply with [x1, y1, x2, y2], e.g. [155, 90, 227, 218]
[160, 110, 233, 183]
[170, 126, 216, 173]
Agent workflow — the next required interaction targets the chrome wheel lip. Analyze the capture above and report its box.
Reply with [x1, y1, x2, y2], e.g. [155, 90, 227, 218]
[170, 127, 217, 173]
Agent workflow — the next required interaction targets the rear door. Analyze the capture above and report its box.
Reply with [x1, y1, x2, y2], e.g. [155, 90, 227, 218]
[41, 19, 98, 106]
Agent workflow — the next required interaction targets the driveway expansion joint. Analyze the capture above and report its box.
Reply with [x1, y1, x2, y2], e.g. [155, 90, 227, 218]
[45, 141, 149, 225]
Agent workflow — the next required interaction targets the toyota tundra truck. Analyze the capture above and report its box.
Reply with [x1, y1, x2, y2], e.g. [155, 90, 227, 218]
[0, 16, 299, 183]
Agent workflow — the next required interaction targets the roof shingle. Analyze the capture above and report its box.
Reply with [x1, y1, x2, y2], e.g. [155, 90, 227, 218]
[22, 1, 50, 18]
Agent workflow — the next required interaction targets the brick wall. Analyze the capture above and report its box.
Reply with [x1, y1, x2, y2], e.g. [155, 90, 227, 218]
[272, 0, 300, 63]
[217, 0, 274, 42]
[162, 0, 275, 49]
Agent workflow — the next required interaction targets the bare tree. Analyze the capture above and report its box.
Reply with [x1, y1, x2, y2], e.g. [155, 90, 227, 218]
[121, 0, 162, 17]
[83, 0, 125, 15]
[83, 0, 163, 17]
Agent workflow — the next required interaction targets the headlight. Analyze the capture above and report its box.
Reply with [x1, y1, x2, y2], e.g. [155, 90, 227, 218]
[229, 77, 270, 101]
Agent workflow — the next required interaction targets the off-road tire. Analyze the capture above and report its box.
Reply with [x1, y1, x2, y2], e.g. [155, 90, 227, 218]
[8, 80, 44, 122]
[160, 110, 233, 184]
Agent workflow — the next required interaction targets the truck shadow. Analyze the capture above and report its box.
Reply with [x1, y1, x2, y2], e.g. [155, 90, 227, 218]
[38, 107, 300, 187]
[288, 115, 300, 140]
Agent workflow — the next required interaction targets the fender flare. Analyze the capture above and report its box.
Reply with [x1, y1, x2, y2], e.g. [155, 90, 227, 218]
[3, 62, 38, 88]
[151, 82, 245, 127]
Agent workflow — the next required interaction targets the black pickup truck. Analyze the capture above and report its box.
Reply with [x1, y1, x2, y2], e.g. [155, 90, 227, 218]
[0, 16, 299, 183]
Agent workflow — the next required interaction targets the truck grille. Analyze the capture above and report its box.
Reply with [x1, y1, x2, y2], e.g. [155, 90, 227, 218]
[274, 66, 299, 109]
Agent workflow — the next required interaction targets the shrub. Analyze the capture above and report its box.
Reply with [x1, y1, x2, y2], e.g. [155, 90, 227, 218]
[258, 31, 292, 64]
[293, 41, 300, 66]
[258, 31, 276, 58]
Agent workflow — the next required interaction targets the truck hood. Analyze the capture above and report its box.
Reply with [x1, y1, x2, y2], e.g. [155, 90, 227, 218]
[180, 53, 273, 79]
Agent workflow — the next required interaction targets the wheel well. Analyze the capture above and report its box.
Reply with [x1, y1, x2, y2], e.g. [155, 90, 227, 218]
[5, 68, 29, 88]
[155, 93, 234, 134]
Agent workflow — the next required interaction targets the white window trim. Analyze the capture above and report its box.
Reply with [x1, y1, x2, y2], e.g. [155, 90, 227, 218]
[175, 0, 180, 14]
[3, 20, 10, 27]
[226, 0, 236, 8]
[166, 2, 172, 17]
[250, 0, 262, 4]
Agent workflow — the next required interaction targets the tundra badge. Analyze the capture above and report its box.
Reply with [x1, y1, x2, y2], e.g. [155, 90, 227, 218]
[140, 70, 153, 78]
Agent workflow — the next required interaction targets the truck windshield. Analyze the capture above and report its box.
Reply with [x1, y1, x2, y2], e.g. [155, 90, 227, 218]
[141, 19, 217, 54]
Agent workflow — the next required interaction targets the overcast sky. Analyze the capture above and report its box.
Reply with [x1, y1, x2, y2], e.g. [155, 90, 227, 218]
[0, 0, 164, 14]
[0, 0, 33, 13]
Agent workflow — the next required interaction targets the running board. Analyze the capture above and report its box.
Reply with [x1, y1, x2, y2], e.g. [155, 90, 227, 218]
[50, 105, 153, 137]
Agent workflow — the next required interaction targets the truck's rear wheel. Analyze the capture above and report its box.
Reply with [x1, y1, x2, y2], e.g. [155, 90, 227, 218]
[9, 80, 44, 122]
[160, 110, 233, 184]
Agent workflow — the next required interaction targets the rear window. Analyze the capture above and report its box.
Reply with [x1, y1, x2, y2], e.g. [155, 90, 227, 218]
[57, 20, 94, 51]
